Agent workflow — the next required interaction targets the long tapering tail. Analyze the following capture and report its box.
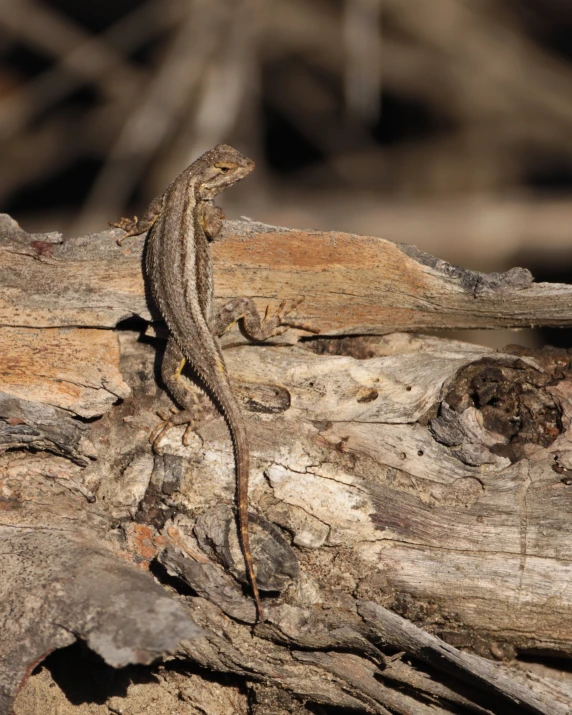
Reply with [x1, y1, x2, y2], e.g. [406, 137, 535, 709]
[217, 390, 264, 623]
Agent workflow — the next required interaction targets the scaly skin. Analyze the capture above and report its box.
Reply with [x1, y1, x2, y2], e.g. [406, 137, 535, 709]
[111, 144, 304, 623]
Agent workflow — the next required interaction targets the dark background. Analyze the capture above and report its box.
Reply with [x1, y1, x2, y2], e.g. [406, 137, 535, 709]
[2, 0, 572, 346]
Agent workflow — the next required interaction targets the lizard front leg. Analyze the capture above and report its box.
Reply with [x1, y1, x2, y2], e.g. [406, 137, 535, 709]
[150, 337, 200, 450]
[202, 202, 225, 241]
[110, 194, 165, 245]
[212, 297, 317, 341]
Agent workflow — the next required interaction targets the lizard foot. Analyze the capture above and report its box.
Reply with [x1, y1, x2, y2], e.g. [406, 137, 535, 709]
[109, 216, 139, 245]
[263, 297, 319, 336]
[149, 407, 196, 453]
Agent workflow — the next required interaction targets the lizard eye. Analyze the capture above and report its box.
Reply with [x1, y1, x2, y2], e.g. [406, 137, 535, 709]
[215, 162, 236, 174]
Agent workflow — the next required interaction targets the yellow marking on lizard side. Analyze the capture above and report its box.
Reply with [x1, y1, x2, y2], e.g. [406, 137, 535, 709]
[215, 356, 226, 374]
[174, 358, 186, 379]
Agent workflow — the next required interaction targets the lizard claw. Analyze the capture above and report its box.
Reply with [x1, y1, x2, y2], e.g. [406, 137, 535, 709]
[149, 416, 171, 453]
[264, 296, 318, 335]
[182, 423, 195, 446]
[149, 407, 197, 453]
[109, 216, 139, 245]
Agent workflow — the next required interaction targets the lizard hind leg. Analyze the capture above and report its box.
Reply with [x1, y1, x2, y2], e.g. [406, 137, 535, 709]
[150, 338, 200, 452]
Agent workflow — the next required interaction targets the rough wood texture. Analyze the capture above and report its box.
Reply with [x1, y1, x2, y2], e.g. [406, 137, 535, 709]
[0, 450, 203, 713]
[5, 213, 572, 333]
[2, 214, 572, 714]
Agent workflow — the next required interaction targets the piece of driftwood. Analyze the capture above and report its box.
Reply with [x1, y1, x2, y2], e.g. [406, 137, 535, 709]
[2, 214, 572, 714]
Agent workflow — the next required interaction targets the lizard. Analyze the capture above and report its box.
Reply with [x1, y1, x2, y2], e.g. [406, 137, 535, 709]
[110, 144, 305, 623]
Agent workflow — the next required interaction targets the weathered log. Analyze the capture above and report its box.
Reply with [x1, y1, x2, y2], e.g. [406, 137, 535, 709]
[2, 214, 572, 713]
[4, 213, 572, 333]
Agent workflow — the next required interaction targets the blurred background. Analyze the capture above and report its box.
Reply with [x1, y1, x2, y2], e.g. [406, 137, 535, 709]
[2, 0, 572, 346]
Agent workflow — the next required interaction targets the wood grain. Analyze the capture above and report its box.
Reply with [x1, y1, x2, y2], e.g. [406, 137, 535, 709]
[3, 213, 572, 333]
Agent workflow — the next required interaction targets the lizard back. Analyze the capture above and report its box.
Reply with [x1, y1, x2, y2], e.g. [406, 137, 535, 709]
[144, 146, 264, 621]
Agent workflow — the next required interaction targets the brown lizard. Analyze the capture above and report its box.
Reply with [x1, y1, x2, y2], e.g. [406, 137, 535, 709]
[110, 144, 304, 623]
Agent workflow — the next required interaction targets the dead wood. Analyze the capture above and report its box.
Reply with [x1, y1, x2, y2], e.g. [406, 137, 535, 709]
[4, 213, 572, 333]
[2, 214, 572, 713]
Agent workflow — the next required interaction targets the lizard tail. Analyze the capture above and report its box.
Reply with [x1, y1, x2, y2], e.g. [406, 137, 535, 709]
[218, 394, 265, 624]
[236, 441, 265, 624]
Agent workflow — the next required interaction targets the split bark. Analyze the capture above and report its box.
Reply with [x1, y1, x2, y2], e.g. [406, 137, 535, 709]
[2, 213, 572, 713]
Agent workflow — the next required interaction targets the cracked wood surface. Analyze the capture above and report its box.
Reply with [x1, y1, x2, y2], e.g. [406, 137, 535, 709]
[2, 214, 572, 713]
[3, 212, 572, 333]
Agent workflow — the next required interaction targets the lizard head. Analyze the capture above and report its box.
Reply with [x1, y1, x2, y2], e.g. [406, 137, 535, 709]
[196, 144, 255, 200]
